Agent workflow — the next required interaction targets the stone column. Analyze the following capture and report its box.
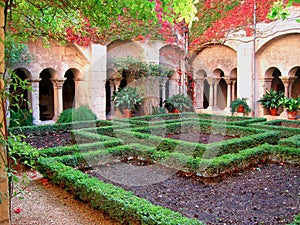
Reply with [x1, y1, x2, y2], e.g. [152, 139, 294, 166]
[281, 76, 291, 97]
[224, 78, 232, 109]
[213, 79, 220, 109]
[51, 78, 65, 121]
[194, 78, 204, 109]
[206, 77, 214, 109]
[74, 78, 82, 108]
[29, 78, 41, 125]
[160, 77, 168, 103]
[231, 80, 236, 101]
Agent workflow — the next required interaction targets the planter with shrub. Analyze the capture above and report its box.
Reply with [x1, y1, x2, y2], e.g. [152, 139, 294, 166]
[257, 89, 284, 116]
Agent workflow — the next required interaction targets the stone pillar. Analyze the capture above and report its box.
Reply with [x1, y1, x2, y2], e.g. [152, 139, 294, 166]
[0, 4, 9, 225]
[160, 77, 168, 103]
[281, 76, 291, 97]
[206, 77, 214, 109]
[51, 78, 65, 121]
[74, 78, 82, 108]
[231, 80, 236, 101]
[194, 78, 204, 109]
[224, 78, 232, 109]
[213, 79, 220, 109]
[29, 78, 41, 125]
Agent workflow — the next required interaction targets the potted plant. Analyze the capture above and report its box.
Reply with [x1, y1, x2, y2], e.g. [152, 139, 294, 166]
[163, 94, 194, 113]
[112, 86, 143, 118]
[230, 98, 251, 115]
[257, 89, 284, 116]
[280, 97, 300, 120]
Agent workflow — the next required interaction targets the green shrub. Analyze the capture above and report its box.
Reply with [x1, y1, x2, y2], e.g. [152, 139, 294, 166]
[56, 105, 97, 124]
[9, 108, 33, 127]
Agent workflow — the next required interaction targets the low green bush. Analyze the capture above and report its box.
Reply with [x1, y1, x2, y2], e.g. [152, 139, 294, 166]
[37, 159, 203, 225]
[278, 135, 300, 148]
[9, 108, 33, 128]
[40, 139, 123, 158]
[56, 105, 97, 124]
[249, 119, 300, 138]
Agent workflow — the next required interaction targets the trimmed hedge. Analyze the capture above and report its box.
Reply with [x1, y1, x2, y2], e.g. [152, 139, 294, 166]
[113, 122, 280, 158]
[278, 135, 300, 148]
[40, 139, 123, 158]
[9, 119, 114, 135]
[37, 159, 204, 225]
[248, 119, 300, 138]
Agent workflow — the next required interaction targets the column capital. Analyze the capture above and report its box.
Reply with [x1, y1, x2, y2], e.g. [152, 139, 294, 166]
[50, 78, 66, 88]
[206, 77, 217, 85]
[29, 78, 42, 83]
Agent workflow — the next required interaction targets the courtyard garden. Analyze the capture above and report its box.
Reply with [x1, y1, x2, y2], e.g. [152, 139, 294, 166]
[9, 112, 300, 225]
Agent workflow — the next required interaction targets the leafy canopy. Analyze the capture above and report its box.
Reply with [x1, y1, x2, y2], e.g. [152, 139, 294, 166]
[4, 0, 198, 45]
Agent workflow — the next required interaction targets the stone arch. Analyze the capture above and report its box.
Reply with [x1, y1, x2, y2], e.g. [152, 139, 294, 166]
[39, 68, 55, 121]
[271, 68, 284, 93]
[158, 44, 181, 104]
[213, 69, 227, 110]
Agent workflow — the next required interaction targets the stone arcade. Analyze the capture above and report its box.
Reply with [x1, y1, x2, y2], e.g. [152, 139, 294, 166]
[10, 8, 300, 124]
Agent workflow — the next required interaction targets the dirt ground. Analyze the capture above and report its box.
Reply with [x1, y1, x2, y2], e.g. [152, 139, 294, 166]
[20, 131, 300, 225]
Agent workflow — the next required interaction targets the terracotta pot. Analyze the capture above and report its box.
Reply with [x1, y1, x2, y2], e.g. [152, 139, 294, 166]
[237, 105, 244, 113]
[269, 108, 278, 116]
[123, 108, 132, 118]
[172, 109, 180, 113]
[287, 110, 297, 120]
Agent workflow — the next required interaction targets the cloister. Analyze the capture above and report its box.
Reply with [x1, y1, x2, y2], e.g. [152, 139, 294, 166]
[10, 7, 300, 124]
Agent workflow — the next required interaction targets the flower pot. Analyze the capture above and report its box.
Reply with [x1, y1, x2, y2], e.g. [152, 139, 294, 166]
[123, 108, 132, 118]
[287, 110, 297, 120]
[269, 108, 278, 116]
[237, 105, 244, 113]
[172, 109, 180, 113]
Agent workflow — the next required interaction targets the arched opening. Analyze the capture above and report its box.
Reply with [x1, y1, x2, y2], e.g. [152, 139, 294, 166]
[291, 69, 300, 98]
[9, 69, 29, 110]
[271, 68, 284, 93]
[217, 77, 227, 110]
[63, 70, 75, 110]
[39, 69, 54, 121]
[203, 79, 209, 109]
[105, 80, 111, 117]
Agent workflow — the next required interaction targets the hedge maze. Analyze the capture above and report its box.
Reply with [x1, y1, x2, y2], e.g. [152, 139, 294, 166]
[11, 113, 300, 224]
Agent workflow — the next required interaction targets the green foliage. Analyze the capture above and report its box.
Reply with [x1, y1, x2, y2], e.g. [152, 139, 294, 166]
[56, 105, 97, 124]
[230, 98, 251, 114]
[7, 134, 40, 169]
[163, 94, 194, 112]
[257, 89, 284, 109]
[112, 86, 143, 111]
[4, 34, 34, 67]
[280, 97, 300, 112]
[288, 213, 300, 225]
[111, 57, 174, 79]
[5, 0, 198, 44]
[268, 0, 291, 20]
[9, 109, 33, 128]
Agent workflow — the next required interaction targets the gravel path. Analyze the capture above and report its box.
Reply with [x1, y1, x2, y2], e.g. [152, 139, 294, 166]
[11, 171, 120, 225]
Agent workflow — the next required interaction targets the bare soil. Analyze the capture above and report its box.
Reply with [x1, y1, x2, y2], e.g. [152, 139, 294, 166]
[22, 131, 300, 225]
